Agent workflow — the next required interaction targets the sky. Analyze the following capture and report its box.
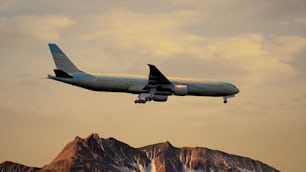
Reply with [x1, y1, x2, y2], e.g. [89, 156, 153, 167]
[0, 0, 306, 171]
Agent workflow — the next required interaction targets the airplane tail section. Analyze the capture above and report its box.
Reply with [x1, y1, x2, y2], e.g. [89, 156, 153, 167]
[48, 44, 81, 73]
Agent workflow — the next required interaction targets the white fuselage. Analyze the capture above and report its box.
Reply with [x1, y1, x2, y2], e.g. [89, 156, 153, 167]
[48, 72, 239, 97]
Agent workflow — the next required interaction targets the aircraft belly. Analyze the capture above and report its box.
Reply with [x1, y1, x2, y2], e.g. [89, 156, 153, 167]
[68, 77, 147, 93]
[91, 78, 129, 92]
[127, 85, 146, 94]
[187, 84, 227, 97]
[67, 78, 98, 91]
[126, 79, 147, 94]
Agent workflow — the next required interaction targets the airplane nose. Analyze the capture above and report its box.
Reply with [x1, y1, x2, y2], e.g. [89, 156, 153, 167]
[235, 87, 240, 94]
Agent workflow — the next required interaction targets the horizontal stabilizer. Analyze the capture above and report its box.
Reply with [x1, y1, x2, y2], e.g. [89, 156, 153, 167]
[53, 69, 73, 78]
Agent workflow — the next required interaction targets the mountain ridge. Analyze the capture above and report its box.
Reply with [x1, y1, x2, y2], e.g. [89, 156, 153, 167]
[0, 133, 279, 172]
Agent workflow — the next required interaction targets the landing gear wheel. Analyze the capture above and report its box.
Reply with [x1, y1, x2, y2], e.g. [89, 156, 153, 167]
[145, 97, 152, 101]
[224, 99, 228, 103]
[134, 100, 146, 104]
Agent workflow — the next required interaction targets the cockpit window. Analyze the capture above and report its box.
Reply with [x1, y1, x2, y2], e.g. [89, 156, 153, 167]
[225, 83, 236, 88]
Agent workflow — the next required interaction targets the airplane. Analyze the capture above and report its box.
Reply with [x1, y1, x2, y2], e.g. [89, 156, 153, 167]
[47, 44, 239, 104]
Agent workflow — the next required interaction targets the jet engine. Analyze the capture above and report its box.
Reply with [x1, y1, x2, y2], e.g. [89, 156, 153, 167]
[173, 85, 188, 96]
[153, 95, 168, 102]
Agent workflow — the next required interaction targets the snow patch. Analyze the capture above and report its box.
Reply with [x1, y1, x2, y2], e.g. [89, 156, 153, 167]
[111, 162, 152, 172]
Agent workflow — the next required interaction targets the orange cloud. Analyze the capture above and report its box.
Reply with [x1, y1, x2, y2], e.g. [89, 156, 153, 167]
[0, 15, 73, 45]
[63, 9, 306, 84]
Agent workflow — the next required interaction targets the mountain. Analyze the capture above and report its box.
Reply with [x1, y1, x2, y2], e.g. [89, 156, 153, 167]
[0, 133, 279, 172]
[0, 161, 40, 172]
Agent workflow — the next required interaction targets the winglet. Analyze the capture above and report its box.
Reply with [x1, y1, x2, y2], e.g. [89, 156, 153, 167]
[48, 44, 81, 73]
[147, 64, 172, 85]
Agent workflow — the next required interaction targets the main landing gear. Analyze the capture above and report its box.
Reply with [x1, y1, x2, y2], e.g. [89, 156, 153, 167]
[135, 89, 156, 104]
[134, 100, 146, 104]
[134, 94, 153, 104]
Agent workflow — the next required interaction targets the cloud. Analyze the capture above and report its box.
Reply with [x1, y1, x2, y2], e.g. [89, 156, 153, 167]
[201, 34, 306, 84]
[61, 9, 306, 85]
[0, 8, 300, 86]
[0, 0, 17, 10]
[0, 15, 73, 46]
[74, 9, 199, 55]
[163, 0, 306, 37]
[292, 17, 306, 25]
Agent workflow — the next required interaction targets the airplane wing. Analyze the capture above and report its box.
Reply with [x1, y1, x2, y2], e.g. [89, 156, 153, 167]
[147, 64, 172, 86]
[135, 64, 173, 103]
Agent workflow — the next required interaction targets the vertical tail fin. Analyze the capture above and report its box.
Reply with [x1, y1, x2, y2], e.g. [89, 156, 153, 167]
[48, 44, 81, 73]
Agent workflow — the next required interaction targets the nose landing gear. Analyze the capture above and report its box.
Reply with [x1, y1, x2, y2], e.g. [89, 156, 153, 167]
[223, 95, 234, 104]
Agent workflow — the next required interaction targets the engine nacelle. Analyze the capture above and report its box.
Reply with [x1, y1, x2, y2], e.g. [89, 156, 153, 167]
[173, 85, 188, 96]
[153, 95, 168, 102]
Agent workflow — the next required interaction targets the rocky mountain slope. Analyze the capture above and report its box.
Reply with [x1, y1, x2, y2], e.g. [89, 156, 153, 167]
[0, 161, 40, 172]
[0, 133, 279, 172]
